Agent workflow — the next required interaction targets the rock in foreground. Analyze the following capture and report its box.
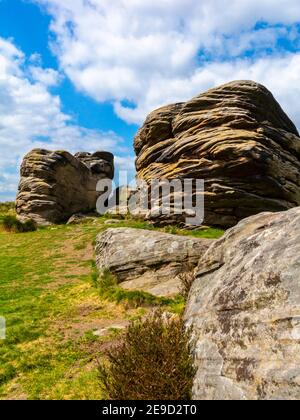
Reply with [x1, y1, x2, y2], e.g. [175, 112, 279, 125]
[135, 80, 300, 228]
[185, 207, 300, 400]
[16, 149, 114, 224]
[95, 228, 212, 297]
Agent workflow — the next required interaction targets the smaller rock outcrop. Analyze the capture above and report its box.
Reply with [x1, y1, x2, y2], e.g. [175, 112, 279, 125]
[185, 206, 300, 400]
[66, 213, 98, 225]
[95, 228, 212, 297]
[16, 149, 114, 224]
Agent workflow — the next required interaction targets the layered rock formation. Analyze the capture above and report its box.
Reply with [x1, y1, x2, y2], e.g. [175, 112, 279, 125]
[95, 228, 212, 297]
[16, 149, 114, 224]
[134, 80, 300, 227]
[185, 207, 300, 400]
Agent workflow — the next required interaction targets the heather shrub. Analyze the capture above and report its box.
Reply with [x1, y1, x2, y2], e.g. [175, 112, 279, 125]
[98, 310, 195, 400]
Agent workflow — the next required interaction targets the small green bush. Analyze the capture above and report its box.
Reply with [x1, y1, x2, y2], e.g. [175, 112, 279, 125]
[1, 215, 37, 233]
[98, 310, 195, 400]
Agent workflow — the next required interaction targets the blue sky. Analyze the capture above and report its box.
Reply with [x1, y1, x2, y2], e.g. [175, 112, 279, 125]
[0, 0, 138, 136]
[0, 0, 300, 201]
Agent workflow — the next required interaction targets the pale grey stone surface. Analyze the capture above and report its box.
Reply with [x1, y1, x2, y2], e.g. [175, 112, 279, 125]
[95, 228, 212, 297]
[185, 207, 300, 400]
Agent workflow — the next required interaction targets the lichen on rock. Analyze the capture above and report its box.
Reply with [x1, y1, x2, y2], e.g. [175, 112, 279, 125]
[185, 206, 300, 400]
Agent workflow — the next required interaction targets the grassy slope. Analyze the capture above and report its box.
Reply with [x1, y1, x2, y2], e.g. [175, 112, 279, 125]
[0, 208, 223, 400]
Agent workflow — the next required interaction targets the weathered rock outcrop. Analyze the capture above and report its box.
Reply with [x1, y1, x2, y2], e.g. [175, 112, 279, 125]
[134, 80, 300, 228]
[185, 207, 300, 400]
[16, 149, 114, 224]
[95, 228, 212, 297]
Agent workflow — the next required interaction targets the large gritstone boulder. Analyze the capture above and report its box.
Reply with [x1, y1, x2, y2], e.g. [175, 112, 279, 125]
[185, 207, 300, 400]
[95, 228, 212, 297]
[134, 80, 300, 228]
[16, 149, 114, 224]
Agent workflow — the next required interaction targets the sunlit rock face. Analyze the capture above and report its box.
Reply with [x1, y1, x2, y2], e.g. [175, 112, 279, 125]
[134, 80, 300, 228]
[16, 149, 114, 224]
[185, 207, 300, 400]
[95, 227, 212, 297]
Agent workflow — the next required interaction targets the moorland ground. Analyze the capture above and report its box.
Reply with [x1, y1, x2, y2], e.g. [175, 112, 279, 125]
[0, 203, 223, 400]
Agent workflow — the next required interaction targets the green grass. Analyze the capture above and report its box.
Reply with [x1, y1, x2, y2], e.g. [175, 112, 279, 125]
[0, 207, 224, 400]
[94, 268, 186, 312]
[163, 225, 224, 239]
[0, 202, 16, 226]
[0, 202, 15, 215]
[0, 221, 119, 399]
[96, 218, 224, 240]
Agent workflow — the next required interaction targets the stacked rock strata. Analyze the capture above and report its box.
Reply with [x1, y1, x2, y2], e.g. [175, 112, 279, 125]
[16, 149, 114, 224]
[134, 80, 300, 227]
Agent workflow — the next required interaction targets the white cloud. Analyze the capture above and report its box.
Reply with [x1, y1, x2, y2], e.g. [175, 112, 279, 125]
[0, 37, 133, 201]
[2, 1, 300, 199]
[115, 53, 300, 129]
[29, 66, 61, 86]
[35, 0, 300, 126]
[115, 155, 135, 172]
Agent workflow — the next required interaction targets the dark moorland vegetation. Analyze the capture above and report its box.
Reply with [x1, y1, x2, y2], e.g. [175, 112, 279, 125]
[1, 215, 37, 233]
[98, 310, 196, 400]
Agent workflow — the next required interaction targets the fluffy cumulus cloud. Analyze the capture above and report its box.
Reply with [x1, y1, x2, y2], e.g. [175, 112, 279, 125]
[35, 0, 300, 126]
[2, 1, 300, 199]
[0, 37, 133, 201]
